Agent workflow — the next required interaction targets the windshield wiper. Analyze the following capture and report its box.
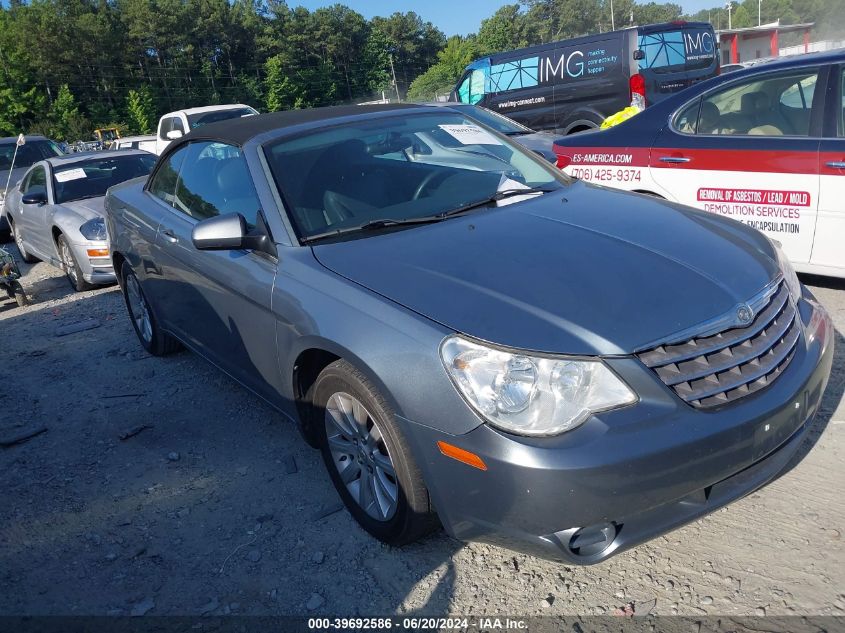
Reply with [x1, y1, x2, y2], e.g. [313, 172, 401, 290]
[437, 186, 560, 218]
[300, 215, 447, 244]
[300, 187, 559, 245]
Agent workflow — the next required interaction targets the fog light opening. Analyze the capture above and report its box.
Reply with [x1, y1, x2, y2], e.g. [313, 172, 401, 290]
[568, 522, 619, 558]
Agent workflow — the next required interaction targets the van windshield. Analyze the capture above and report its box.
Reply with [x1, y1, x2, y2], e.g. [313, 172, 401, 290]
[637, 25, 717, 74]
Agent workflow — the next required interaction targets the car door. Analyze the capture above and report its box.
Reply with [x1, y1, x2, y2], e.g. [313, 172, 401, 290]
[814, 64, 845, 273]
[649, 66, 825, 265]
[16, 165, 52, 258]
[153, 140, 282, 402]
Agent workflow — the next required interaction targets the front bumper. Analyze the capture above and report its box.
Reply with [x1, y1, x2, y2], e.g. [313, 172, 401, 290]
[402, 297, 834, 564]
[71, 239, 116, 285]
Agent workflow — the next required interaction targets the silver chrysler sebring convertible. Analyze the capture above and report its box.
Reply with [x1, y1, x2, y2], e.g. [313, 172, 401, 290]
[105, 104, 833, 564]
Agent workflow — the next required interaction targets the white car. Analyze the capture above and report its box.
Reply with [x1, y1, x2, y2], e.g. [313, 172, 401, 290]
[155, 104, 258, 154]
[553, 51, 845, 279]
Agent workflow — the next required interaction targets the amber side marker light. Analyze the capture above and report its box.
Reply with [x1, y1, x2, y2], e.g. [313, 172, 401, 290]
[87, 248, 109, 257]
[437, 441, 488, 471]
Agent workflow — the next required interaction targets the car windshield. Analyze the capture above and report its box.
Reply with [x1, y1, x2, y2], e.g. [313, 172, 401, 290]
[457, 106, 533, 135]
[264, 111, 566, 241]
[53, 154, 156, 203]
[187, 108, 257, 129]
[0, 140, 63, 171]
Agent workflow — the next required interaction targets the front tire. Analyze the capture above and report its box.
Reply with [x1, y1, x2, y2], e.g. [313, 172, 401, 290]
[120, 262, 181, 356]
[312, 360, 439, 546]
[56, 234, 93, 292]
[10, 219, 37, 263]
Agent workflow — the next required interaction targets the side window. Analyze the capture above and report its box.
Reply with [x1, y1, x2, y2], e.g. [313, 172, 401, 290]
[23, 167, 46, 195]
[172, 117, 186, 134]
[489, 56, 540, 93]
[840, 69, 845, 137]
[675, 98, 702, 134]
[457, 69, 487, 105]
[692, 70, 819, 137]
[148, 146, 189, 206]
[457, 74, 471, 103]
[173, 142, 260, 226]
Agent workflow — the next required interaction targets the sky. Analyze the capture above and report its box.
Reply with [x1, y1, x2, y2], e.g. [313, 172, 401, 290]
[293, 0, 720, 36]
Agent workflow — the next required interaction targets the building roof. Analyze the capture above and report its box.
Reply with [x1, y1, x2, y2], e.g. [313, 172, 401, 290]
[178, 103, 427, 147]
[717, 22, 814, 36]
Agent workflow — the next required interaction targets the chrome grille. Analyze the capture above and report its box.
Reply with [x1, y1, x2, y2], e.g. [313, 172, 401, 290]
[637, 281, 800, 409]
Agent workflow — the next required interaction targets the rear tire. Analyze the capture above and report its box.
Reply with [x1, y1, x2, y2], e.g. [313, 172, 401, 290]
[9, 219, 37, 263]
[312, 359, 439, 546]
[120, 262, 181, 356]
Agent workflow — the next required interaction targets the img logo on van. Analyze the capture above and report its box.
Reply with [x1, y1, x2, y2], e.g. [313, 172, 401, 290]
[639, 30, 715, 68]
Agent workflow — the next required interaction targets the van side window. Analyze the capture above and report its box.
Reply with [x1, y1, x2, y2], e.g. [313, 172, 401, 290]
[687, 70, 818, 136]
[489, 57, 539, 93]
[457, 69, 487, 105]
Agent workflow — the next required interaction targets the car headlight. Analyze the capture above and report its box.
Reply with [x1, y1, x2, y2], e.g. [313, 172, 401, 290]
[771, 240, 801, 302]
[440, 336, 637, 436]
[79, 217, 107, 241]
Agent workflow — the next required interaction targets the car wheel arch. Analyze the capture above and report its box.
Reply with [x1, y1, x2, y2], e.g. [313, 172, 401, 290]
[112, 252, 127, 285]
[290, 341, 406, 449]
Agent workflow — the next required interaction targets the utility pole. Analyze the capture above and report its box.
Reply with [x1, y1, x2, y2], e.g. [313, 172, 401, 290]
[610, 0, 615, 30]
[726, 1, 732, 29]
[389, 53, 401, 103]
[758, 0, 762, 25]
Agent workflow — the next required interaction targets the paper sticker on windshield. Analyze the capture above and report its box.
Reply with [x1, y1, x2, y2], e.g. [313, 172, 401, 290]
[438, 124, 501, 145]
[55, 168, 87, 183]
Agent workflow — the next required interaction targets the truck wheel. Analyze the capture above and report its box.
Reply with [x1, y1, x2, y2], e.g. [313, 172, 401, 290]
[312, 359, 439, 546]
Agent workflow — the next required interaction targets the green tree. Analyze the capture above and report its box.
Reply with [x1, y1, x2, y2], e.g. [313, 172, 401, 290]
[407, 36, 480, 101]
[126, 86, 156, 134]
[477, 4, 528, 54]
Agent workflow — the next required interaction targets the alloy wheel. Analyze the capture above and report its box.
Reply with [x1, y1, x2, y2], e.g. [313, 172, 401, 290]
[125, 274, 153, 344]
[59, 238, 77, 285]
[324, 392, 399, 521]
[13, 225, 25, 256]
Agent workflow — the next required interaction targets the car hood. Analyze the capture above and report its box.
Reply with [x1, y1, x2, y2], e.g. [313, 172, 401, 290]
[61, 196, 106, 221]
[511, 132, 558, 162]
[312, 182, 780, 356]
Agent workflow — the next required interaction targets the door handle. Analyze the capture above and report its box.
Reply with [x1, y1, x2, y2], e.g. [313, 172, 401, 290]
[825, 161, 845, 169]
[659, 156, 692, 164]
[160, 228, 178, 243]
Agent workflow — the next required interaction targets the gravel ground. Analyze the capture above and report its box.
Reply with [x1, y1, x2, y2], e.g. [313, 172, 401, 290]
[1, 247, 844, 618]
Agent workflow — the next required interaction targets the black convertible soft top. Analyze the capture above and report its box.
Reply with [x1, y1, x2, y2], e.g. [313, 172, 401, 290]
[179, 103, 427, 147]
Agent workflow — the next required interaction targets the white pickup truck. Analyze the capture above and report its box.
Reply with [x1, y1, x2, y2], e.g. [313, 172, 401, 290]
[155, 104, 258, 155]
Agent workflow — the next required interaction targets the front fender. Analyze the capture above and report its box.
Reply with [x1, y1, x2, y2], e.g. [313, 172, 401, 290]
[273, 247, 483, 437]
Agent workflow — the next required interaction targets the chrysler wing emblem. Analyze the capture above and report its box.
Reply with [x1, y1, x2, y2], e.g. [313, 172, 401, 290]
[736, 304, 754, 325]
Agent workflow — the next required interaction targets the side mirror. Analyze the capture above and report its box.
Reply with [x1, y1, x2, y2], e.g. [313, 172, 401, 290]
[21, 191, 47, 205]
[192, 212, 273, 253]
[633, 50, 645, 61]
[166, 130, 183, 140]
[192, 213, 247, 250]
